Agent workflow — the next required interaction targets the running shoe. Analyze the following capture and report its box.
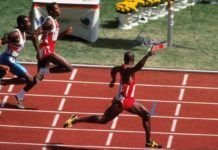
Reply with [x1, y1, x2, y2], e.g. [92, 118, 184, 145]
[146, 140, 162, 149]
[63, 115, 78, 128]
[15, 95, 25, 109]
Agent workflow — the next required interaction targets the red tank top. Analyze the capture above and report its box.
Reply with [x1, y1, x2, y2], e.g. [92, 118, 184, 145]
[119, 64, 136, 98]
[39, 16, 59, 57]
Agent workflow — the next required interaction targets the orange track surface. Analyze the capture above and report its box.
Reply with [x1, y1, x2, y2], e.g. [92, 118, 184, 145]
[0, 64, 218, 149]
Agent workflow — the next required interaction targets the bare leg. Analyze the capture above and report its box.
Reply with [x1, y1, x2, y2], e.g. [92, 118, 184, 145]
[126, 102, 151, 143]
[44, 53, 72, 73]
[76, 101, 123, 124]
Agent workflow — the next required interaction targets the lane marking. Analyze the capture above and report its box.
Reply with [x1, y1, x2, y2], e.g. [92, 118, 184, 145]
[166, 135, 173, 149]
[45, 130, 53, 143]
[52, 114, 60, 127]
[1, 96, 9, 108]
[3, 77, 218, 90]
[171, 119, 177, 132]
[64, 84, 72, 95]
[1, 84, 15, 107]
[178, 88, 185, 101]
[182, 74, 189, 85]
[105, 117, 119, 146]
[7, 85, 14, 92]
[58, 98, 66, 111]
[70, 69, 77, 80]
[1, 93, 218, 106]
[174, 104, 181, 116]
[1, 108, 218, 121]
[167, 74, 189, 149]
[43, 69, 78, 150]
[1, 124, 218, 137]
[105, 133, 113, 146]
[111, 117, 119, 130]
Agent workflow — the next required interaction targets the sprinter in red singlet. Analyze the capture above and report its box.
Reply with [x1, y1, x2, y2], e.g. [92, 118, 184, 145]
[64, 50, 162, 148]
[36, 2, 72, 75]
[16, 3, 73, 104]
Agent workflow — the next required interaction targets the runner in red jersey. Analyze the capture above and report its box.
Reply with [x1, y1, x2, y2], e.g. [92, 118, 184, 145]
[36, 2, 72, 75]
[64, 49, 162, 148]
[16, 3, 73, 105]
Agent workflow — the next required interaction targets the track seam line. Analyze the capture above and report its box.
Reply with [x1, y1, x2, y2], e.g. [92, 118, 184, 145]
[1, 92, 218, 106]
[1, 108, 218, 121]
[4, 77, 218, 90]
[42, 69, 77, 150]
[167, 74, 188, 149]
[1, 124, 218, 137]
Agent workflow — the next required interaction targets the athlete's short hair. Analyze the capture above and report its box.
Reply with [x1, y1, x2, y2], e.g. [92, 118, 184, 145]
[124, 50, 134, 64]
[46, 2, 57, 13]
[17, 15, 27, 26]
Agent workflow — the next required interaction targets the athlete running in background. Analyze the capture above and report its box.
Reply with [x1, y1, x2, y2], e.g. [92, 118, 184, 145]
[16, 2, 73, 104]
[63, 49, 162, 148]
[36, 2, 73, 74]
[0, 15, 38, 109]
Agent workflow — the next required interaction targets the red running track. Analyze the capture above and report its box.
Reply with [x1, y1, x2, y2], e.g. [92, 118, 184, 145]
[0, 64, 218, 150]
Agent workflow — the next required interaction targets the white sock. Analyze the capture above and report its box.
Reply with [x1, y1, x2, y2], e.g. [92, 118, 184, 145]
[17, 89, 26, 100]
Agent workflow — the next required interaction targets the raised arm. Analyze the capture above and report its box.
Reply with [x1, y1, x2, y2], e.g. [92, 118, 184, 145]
[133, 50, 152, 72]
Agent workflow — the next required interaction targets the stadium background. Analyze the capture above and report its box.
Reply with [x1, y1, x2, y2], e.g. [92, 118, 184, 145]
[0, 0, 217, 70]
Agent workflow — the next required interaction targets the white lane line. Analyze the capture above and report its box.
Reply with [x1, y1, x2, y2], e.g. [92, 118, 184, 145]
[1, 96, 9, 107]
[182, 74, 189, 85]
[171, 119, 177, 132]
[52, 114, 60, 127]
[174, 104, 181, 116]
[1, 107, 218, 121]
[70, 69, 77, 80]
[167, 74, 189, 149]
[45, 130, 53, 143]
[166, 135, 173, 149]
[111, 117, 119, 130]
[178, 88, 185, 101]
[58, 98, 66, 111]
[2, 124, 218, 137]
[1, 84, 15, 107]
[8, 85, 14, 92]
[105, 117, 119, 146]
[3, 76, 218, 90]
[64, 84, 72, 95]
[1, 92, 218, 106]
[43, 69, 78, 150]
[105, 133, 114, 146]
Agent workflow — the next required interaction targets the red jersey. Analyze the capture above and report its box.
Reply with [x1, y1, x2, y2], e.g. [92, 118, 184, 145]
[115, 64, 136, 109]
[39, 16, 59, 58]
[119, 64, 136, 98]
